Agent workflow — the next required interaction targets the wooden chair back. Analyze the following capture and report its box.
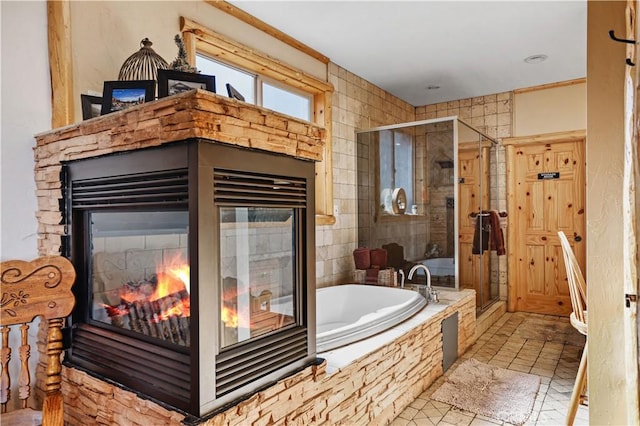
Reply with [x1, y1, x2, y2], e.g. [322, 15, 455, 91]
[1, 256, 76, 426]
[557, 231, 587, 331]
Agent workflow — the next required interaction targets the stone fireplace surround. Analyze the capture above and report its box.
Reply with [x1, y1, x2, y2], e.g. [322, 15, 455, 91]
[33, 90, 476, 424]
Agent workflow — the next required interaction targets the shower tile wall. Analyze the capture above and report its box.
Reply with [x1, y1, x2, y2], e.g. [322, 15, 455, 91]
[416, 93, 513, 300]
[317, 63, 415, 287]
[424, 122, 456, 258]
[318, 63, 512, 297]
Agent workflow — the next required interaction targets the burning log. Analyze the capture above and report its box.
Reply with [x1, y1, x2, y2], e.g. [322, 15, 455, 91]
[103, 271, 191, 346]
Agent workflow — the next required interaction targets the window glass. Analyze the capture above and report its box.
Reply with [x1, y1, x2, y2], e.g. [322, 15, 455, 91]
[379, 130, 394, 213]
[379, 130, 414, 214]
[395, 131, 414, 207]
[262, 81, 311, 121]
[219, 206, 296, 348]
[89, 211, 191, 347]
[196, 54, 255, 103]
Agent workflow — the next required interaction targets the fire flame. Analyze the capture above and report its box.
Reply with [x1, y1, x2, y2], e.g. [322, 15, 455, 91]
[107, 253, 191, 322]
[221, 304, 238, 328]
[221, 282, 239, 328]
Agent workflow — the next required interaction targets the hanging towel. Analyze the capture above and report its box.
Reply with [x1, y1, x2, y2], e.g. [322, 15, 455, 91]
[489, 210, 506, 256]
[472, 215, 489, 254]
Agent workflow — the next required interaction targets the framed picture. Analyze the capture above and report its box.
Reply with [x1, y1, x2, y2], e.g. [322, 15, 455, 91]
[81, 94, 103, 120]
[101, 80, 155, 115]
[226, 83, 245, 101]
[157, 69, 216, 98]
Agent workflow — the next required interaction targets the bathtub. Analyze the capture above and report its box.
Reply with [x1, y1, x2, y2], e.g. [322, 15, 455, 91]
[316, 284, 427, 352]
[420, 257, 455, 276]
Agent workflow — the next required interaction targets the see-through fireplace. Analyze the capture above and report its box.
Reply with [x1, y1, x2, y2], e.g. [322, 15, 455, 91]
[65, 140, 316, 417]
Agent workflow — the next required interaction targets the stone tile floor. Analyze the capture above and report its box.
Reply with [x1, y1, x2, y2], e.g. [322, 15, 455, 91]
[392, 311, 588, 426]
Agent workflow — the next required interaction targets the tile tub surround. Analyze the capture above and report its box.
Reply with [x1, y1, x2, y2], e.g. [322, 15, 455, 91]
[60, 290, 475, 425]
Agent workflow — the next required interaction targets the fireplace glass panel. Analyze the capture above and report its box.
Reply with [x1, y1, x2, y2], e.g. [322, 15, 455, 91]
[90, 211, 191, 347]
[220, 207, 296, 348]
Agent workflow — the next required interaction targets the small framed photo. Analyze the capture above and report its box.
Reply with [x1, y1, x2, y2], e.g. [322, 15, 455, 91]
[157, 69, 216, 98]
[101, 80, 155, 115]
[81, 94, 103, 120]
[226, 83, 245, 101]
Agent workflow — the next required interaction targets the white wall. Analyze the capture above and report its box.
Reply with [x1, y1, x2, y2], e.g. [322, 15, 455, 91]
[513, 82, 586, 136]
[69, 1, 326, 123]
[0, 2, 51, 409]
[1, 1, 51, 261]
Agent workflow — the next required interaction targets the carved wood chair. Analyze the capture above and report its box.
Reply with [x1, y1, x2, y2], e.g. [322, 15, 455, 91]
[557, 231, 588, 425]
[1, 256, 76, 426]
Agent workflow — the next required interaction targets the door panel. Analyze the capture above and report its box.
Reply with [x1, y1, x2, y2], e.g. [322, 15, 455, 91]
[507, 136, 585, 315]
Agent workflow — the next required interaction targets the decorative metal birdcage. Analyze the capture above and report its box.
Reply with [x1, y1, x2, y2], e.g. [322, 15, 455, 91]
[118, 38, 169, 81]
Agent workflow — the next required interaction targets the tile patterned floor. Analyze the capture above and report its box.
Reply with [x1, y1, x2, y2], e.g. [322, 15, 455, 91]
[392, 312, 589, 426]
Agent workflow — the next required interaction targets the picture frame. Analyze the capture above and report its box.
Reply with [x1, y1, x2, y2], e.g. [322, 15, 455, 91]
[226, 83, 245, 101]
[101, 80, 155, 115]
[157, 69, 216, 98]
[81, 94, 103, 120]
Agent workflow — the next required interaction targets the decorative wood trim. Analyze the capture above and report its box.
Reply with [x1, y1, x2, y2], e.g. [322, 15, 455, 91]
[205, 1, 330, 65]
[505, 143, 517, 312]
[315, 90, 336, 225]
[47, 0, 74, 128]
[502, 129, 586, 146]
[180, 17, 333, 94]
[182, 31, 197, 67]
[513, 78, 586, 95]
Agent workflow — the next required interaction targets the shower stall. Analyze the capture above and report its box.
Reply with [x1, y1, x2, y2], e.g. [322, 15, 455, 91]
[356, 117, 504, 314]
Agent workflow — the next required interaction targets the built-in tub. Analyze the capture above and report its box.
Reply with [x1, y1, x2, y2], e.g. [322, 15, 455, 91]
[420, 257, 455, 276]
[316, 284, 427, 352]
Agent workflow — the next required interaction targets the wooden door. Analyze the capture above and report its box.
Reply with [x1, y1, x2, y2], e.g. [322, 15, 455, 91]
[458, 143, 491, 308]
[505, 132, 586, 315]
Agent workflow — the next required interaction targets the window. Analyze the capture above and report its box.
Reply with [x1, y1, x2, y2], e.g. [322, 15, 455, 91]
[196, 55, 312, 122]
[196, 55, 256, 103]
[182, 17, 334, 223]
[262, 81, 311, 121]
[379, 130, 414, 215]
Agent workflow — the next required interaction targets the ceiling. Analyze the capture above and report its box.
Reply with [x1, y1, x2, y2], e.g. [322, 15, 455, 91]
[228, 1, 587, 106]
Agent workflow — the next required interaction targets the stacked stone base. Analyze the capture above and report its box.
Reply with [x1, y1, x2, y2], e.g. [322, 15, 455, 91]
[61, 291, 475, 425]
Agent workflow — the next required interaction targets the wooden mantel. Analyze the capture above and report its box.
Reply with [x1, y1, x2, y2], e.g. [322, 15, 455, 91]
[35, 89, 326, 164]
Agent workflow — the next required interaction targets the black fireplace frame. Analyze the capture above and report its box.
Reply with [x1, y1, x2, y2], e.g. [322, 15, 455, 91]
[63, 140, 317, 416]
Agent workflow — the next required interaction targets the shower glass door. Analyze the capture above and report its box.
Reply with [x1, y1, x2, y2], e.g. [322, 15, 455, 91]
[356, 117, 503, 315]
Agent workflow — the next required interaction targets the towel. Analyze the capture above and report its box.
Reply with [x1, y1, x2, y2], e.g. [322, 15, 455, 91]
[471, 211, 506, 256]
[489, 210, 506, 256]
[472, 215, 489, 254]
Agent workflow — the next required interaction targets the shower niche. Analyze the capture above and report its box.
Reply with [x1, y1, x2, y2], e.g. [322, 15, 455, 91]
[356, 117, 504, 313]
